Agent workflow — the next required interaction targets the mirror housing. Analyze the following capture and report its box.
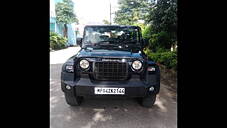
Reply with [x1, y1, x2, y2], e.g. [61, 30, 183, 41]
[76, 37, 82, 47]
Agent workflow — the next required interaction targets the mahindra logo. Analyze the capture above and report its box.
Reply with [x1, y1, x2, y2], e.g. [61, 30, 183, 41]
[102, 59, 120, 62]
[102, 59, 121, 62]
[102, 58, 127, 62]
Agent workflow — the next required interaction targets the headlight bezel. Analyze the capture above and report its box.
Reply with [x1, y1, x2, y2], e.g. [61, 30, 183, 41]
[131, 60, 143, 71]
[79, 59, 90, 70]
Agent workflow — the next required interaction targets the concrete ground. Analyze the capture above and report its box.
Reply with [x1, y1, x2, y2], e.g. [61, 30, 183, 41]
[50, 47, 177, 128]
[50, 47, 81, 64]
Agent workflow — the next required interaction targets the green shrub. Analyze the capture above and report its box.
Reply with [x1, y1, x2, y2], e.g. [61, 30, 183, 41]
[133, 23, 146, 32]
[50, 32, 67, 50]
[142, 25, 153, 39]
[149, 31, 172, 52]
[145, 50, 177, 70]
[159, 51, 177, 69]
[156, 47, 169, 53]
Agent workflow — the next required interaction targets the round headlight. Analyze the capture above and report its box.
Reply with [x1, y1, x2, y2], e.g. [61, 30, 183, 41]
[79, 59, 89, 69]
[132, 60, 142, 70]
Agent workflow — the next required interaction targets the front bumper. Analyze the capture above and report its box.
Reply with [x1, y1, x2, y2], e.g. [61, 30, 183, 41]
[61, 77, 158, 97]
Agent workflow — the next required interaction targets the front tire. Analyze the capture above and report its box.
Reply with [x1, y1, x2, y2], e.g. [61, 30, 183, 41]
[141, 94, 157, 108]
[64, 93, 82, 106]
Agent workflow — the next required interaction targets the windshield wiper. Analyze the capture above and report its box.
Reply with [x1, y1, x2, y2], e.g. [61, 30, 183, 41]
[95, 41, 111, 46]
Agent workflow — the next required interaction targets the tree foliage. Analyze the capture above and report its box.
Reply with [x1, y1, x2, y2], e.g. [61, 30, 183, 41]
[114, 0, 177, 69]
[56, 0, 78, 24]
[103, 19, 111, 25]
[149, 0, 177, 43]
[150, 31, 172, 51]
[114, 0, 177, 51]
[55, 0, 78, 37]
[114, 0, 154, 25]
[142, 24, 153, 39]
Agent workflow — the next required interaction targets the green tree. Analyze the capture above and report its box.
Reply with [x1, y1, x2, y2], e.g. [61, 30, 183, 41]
[142, 24, 153, 39]
[150, 31, 172, 51]
[55, 0, 79, 37]
[148, 0, 177, 45]
[114, 0, 154, 25]
[103, 19, 111, 25]
[114, 0, 177, 51]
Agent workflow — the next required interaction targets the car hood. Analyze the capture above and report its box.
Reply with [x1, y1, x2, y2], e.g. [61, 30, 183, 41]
[76, 49, 143, 58]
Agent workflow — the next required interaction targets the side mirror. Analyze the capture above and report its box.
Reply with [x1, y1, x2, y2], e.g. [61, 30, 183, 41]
[143, 38, 149, 47]
[76, 37, 82, 47]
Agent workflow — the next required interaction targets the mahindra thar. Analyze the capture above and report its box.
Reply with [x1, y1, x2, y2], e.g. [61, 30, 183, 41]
[61, 25, 160, 107]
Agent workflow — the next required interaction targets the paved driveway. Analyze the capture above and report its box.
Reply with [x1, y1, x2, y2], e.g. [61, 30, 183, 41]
[50, 47, 81, 64]
[50, 47, 177, 128]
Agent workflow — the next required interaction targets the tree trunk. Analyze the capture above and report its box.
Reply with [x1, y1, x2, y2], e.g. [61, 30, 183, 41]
[63, 24, 68, 38]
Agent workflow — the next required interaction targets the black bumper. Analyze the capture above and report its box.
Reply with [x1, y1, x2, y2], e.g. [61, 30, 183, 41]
[61, 78, 159, 97]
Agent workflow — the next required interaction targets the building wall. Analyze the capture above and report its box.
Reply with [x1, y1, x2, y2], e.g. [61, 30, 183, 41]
[67, 25, 77, 46]
[50, 0, 77, 45]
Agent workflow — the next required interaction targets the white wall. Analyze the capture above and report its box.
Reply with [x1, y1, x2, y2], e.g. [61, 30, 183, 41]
[50, 0, 56, 18]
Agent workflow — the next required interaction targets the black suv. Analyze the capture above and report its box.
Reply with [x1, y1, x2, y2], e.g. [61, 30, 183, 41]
[61, 25, 160, 107]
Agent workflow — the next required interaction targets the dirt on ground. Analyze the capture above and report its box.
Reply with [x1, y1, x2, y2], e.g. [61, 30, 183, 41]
[159, 65, 177, 101]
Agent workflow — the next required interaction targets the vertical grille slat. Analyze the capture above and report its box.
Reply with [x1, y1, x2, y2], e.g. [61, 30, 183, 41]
[94, 61, 128, 80]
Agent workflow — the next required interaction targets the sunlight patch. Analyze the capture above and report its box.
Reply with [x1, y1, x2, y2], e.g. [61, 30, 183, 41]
[81, 108, 112, 128]
[155, 95, 167, 112]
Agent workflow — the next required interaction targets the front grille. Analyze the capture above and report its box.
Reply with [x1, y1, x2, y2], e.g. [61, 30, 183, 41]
[94, 62, 128, 80]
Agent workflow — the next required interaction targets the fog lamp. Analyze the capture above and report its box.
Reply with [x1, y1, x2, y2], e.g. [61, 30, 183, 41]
[66, 85, 71, 90]
[149, 87, 154, 91]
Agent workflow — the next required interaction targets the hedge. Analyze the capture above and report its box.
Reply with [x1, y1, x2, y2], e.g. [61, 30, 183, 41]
[50, 32, 67, 50]
[145, 48, 177, 70]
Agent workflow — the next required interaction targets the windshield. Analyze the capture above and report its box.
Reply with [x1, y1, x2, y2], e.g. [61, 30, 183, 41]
[82, 26, 141, 48]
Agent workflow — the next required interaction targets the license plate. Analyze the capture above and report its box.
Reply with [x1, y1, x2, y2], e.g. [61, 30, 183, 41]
[94, 87, 125, 95]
